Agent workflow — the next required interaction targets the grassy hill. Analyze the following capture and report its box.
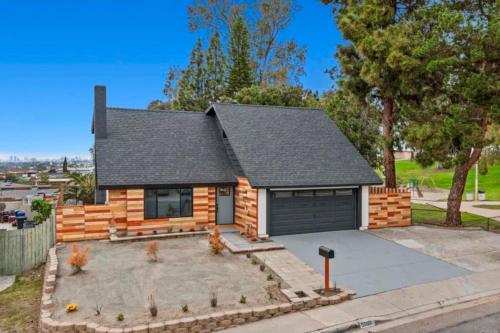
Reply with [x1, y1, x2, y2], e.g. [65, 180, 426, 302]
[396, 160, 500, 200]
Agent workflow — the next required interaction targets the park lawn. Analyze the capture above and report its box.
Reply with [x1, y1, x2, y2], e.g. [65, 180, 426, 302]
[397, 160, 500, 200]
[0, 267, 44, 332]
[412, 203, 500, 231]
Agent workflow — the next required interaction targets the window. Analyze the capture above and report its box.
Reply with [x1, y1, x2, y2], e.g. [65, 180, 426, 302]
[315, 190, 334, 196]
[336, 189, 353, 196]
[294, 190, 314, 197]
[144, 188, 193, 219]
[218, 187, 231, 196]
[273, 191, 293, 199]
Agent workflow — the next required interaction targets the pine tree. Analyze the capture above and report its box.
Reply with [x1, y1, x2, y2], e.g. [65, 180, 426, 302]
[205, 32, 227, 103]
[175, 38, 208, 111]
[226, 16, 253, 97]
[62, 157, 68, 173]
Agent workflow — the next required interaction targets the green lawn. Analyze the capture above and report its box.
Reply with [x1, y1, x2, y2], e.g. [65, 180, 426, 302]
[473, 204, 500, 210]
[412, 203, 500, 231]
[0, 268, 43, 332]
[396, 160, 500, 200]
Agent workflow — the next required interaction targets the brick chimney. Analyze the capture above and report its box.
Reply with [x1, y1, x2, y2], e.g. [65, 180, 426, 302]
[94, 85, 107, 139]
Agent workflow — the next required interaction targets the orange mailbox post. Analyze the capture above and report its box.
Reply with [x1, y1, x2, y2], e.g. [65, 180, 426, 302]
[319, 246, 335, 291]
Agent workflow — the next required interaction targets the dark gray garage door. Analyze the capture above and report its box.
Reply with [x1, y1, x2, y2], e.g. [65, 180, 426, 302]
[269, 189, 357, 236]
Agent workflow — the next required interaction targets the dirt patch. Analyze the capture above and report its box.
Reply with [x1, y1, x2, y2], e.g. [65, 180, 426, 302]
[52, 237, 283, 327]
[0, 266, 44, 333]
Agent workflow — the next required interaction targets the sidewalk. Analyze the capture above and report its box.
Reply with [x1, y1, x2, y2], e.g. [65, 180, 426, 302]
[412, 189, 500, 222]
[221, 268, 500, 333]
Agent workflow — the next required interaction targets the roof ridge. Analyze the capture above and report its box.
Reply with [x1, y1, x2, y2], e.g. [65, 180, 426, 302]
[107, 107, 203, 114]
[211, 102, 323, 112]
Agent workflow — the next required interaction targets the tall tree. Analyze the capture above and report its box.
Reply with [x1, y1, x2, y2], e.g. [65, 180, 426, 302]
[323, 0, 428, 188]
[188, 0, 305, 87]
[226, 16, 254, 97]
[320, 90, 383, 168]
[234, 85, 318, 107]
[205, 32, 227, 102]
[175, 38, 208, 111]
[62, 157, 68, 173]
[403, 2, 499, 226]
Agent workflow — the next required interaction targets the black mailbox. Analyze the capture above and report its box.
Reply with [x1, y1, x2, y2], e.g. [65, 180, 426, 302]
[319, 246, 334, 259]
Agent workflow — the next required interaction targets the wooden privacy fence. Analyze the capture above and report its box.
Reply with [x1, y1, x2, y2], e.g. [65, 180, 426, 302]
[0, 212, 56, 275]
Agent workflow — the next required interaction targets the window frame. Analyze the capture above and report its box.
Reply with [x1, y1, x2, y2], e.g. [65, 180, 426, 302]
[144, 188, 193, 219]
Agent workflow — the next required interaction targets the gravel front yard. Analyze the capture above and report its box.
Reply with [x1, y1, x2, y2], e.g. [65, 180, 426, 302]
[52, 236, 284, 327]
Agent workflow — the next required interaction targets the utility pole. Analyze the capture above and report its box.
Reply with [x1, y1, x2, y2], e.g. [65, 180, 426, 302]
[475, 162, 479, 201]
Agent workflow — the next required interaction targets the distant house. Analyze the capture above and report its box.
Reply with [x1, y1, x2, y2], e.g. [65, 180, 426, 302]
[92, 86, 381, 237]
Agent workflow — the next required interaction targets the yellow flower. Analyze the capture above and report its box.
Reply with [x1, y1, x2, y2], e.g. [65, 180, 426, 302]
[66, 303, 78, 312]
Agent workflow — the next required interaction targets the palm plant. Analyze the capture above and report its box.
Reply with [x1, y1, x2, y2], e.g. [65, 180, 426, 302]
[64, 173, 95, 205]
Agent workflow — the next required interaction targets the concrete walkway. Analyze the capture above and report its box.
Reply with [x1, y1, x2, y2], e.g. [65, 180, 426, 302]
[221, 268, 500, 333]
[0, 275, 15, 292]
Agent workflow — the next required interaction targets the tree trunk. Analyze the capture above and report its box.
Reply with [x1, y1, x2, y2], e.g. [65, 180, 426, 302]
[445, 148, 482, 227]
[382, 97, 396, 188]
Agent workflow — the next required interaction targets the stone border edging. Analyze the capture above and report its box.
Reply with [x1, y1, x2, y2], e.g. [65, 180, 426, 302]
[39, 246, 354, 333]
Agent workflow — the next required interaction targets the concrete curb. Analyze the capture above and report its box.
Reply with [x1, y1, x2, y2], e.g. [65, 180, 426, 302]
[313, 288, 500, 333]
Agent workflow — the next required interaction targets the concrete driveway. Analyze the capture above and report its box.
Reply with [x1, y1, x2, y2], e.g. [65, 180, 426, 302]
[272, 230, 470, 297]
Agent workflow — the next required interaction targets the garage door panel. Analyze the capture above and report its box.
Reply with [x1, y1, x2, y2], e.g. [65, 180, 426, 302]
[270, 189, 357, 236]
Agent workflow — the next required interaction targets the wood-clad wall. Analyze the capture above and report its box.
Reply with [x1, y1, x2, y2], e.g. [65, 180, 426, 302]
[234, 177, 258, 237]
[56, 186, 217, 241]
[368, 187, 411, 228]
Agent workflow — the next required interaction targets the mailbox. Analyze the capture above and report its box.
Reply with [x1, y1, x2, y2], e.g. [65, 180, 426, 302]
[319, 246, 334, 259]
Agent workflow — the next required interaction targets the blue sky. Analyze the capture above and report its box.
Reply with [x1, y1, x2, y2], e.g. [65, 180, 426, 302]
[0, 0, 343, 160]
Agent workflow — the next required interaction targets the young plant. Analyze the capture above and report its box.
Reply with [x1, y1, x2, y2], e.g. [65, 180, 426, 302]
[267, 273, 273, 281]
[93, 304, 103, 316]
[246, 252, 252, 259]
[181, 304, 189, 313]
[239, 295, 247, 304]
[259, 262, 266, 272]
[146, 241, 160, 262]
[66, 244, 91, 274]
[117, 313, 124, 321]
[208, 226, 224, 255]
[148, 294, 158, 317]
[251, 257, 257, 265]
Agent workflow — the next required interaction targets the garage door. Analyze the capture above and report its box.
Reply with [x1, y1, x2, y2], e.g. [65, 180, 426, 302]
[270, 189, 357, 236]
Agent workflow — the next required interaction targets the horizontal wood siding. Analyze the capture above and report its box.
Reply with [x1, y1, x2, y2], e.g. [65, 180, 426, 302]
[56, 187, 216, 241]
[234, 177, 258, 237]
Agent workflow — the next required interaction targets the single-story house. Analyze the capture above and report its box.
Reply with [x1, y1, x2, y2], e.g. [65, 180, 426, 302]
[91, 86, 382, 238]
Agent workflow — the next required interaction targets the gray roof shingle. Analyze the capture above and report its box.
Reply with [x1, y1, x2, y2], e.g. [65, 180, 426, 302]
[95, 108, 237, 189]
[208, 103, 381, 188]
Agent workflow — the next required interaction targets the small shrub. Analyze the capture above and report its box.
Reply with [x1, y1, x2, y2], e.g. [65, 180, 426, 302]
[189, 228, 195, 232]
[117, 313, 124, 321]
[246, 252, 252, 259]
[251, 257, 257, 265]
[267, 273, 273, 281]
[239, 295, 247, 304]
[153, 230, 157, 235]
[179, 228, 183, 233]
[93, 304, 102, 316]
[209, 288, 218, 308]
[66, 303, 78, 312]
[137, 231, 143, 236]
[208, 226, 224, 255]
[66, 244, 91, 274]
[148, 294, 158, 317]
[181, 304, 189, 312]
[259, 263, 266, 272]
[146, 241, 160, 262]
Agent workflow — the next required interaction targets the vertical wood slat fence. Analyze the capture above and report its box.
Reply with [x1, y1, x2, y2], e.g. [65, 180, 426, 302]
[0, 212, 56, 275]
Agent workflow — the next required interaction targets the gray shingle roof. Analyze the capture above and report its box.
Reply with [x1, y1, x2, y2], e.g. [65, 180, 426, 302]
[208, 103, 382, 188]
[95, 108, 237, 189]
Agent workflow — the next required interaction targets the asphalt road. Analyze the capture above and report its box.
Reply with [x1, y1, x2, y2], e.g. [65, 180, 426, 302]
[377, 297, 500, 333]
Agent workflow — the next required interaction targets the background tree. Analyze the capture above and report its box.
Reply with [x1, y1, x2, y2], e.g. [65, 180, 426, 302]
[187, 0, 305, 87]
[403, 2, 499, 226]
[205, 32, 227, 102]
[320, 89, 383, 168]
[226, 16, 254, 97]
[62, 157, 68, 173]
[175, 38, 208, 111]
[233, 85, 318, 107]
[64, 173, 95, 205]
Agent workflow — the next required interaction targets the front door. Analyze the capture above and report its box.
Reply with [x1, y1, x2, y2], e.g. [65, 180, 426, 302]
[216, 186, 234, 225]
